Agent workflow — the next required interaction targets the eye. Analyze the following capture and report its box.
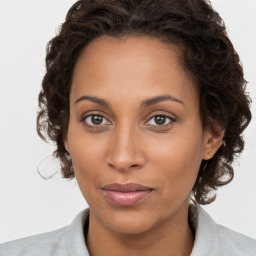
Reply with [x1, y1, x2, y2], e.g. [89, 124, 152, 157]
[81, 114, 110, 127]
[146, 115, 175, 126]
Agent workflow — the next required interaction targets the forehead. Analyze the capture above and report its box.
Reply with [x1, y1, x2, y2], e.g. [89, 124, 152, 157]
[74, 35, 184, 77]
[71, 36, 198, 107]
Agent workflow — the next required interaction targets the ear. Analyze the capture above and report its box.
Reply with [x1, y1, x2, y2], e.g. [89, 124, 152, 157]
[202, 126, 224, 160]
[62, 131, 70, 153]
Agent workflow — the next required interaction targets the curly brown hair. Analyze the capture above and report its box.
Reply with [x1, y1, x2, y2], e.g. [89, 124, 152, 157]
[37, 0, 251, 205]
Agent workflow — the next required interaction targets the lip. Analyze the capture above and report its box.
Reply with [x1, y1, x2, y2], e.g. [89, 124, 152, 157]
[102, 183, 153, 206]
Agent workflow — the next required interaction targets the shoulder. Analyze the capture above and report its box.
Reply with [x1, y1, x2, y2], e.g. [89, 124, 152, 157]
[0, 209, 90, 256]
[0, 227, 68, 256]
[190, 204, 256, 256]
[217, 224, 256, 255]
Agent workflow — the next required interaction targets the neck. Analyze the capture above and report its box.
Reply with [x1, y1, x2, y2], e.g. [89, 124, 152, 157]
[86, 204, 194, 256]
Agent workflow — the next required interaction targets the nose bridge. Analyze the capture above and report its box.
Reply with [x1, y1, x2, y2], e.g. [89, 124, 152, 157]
[107, 122, 145, 171]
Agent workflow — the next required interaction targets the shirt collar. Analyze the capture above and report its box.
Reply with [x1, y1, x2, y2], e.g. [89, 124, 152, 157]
[65, 205, 221, 256]
[65, 208, 90, 256]
[189, 204, 221, 256]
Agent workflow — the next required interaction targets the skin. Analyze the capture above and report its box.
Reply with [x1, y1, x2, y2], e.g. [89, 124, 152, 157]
[64, 36, 222, 256]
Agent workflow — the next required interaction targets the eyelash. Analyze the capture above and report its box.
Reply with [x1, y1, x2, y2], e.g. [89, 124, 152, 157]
[145, 114, 176, 128]
[80, 112, 176, 130]
[80, 113, 111, 130]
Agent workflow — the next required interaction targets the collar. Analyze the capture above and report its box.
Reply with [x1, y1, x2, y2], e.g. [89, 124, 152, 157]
[189, 204, 221, 256]
[65, 205, 221, 256]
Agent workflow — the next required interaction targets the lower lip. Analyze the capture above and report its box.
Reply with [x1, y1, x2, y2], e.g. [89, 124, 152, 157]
[103, 190, 152, 206]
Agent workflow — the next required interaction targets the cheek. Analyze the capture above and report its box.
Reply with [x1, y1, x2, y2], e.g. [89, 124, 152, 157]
[70, 142, 105, 210]
[67, 127, 107, 193]
[148, 126, 203, 194]
[67, 120, 107, 169]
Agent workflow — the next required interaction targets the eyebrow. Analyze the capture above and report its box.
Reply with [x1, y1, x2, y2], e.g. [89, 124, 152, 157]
[141, 95, 185, 107]
[74, 95, 109, 107]
[74, 94, 184, 107]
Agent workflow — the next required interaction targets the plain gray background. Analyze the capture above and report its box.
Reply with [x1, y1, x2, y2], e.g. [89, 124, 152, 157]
[0, 0, 256, 243]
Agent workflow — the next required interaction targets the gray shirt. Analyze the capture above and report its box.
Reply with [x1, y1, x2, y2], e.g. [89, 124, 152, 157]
[1, 205, 256, 256]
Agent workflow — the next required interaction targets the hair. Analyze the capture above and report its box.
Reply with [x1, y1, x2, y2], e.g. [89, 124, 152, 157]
[37, 0, 251, 205]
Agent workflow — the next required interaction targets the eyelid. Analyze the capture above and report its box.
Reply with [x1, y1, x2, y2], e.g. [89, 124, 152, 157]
[80, 110, 176, 130]
[83, 115, 110, 124]
[80, 111, 112, 129]
[144, 111, 177, 127]
[80, 111, 110, 121]
[145, 111, 176, 121]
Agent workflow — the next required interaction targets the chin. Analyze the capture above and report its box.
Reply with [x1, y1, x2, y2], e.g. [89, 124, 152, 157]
[107, 217, 155, 235]
[97, 206, 160, 235]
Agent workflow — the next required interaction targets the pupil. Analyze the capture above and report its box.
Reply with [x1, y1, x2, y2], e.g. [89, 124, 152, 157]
[155, 116, 166, 125]
[92, 115, 103, 125]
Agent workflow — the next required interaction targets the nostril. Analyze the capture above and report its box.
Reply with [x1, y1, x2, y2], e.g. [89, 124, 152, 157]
[108, 162, 140, 170]
[106, 147, 146, 171]
[108, 163, 115, 169]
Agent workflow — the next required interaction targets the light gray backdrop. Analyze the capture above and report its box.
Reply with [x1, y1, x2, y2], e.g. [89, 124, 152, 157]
[0, 0, 255, 243]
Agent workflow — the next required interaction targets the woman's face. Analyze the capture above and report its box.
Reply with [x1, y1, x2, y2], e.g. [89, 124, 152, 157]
[65, 36, 214, 235]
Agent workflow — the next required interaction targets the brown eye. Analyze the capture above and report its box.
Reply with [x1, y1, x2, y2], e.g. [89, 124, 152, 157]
[146, 115, 175, 126]
[91, 115, 103, 125]
[154, 116, 167, 125]
[82, 114, 110, 126]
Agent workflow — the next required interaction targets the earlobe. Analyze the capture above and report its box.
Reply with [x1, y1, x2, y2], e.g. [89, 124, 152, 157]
[202, 128, 224, 160]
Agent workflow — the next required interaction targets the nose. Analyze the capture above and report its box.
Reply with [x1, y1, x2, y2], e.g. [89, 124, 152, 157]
[106, 125, 146, 172]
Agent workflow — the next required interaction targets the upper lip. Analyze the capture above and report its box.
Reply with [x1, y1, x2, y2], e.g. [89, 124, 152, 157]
[102, 183, 153, 192]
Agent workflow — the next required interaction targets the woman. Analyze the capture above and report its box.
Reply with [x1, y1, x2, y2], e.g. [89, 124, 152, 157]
[1, 0, 255, 255]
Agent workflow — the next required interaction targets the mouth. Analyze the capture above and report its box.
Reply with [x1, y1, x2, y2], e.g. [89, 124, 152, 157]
[102, 183, 153, 206]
